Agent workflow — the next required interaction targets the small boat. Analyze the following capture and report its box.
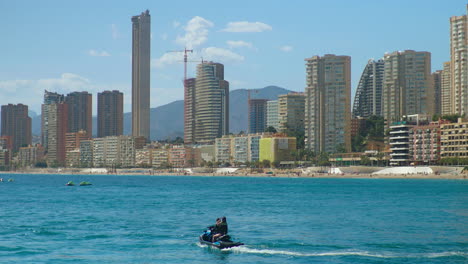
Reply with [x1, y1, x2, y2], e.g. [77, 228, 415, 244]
[199, 229, 243, 249]
[79, 181, 92, 186]
[7, 178, 14, 182]
[66, 181, 75, 186]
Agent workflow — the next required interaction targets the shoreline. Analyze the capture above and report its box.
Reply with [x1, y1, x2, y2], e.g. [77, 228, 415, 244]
[1, 168, 466, 180]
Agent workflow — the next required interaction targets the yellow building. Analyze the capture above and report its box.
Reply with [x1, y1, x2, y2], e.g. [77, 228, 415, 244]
[259, 136, 296, 162]
[440, 118, 468, 159]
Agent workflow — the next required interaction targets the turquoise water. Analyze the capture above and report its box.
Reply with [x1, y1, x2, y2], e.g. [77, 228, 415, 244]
[1, 174, 467, 263]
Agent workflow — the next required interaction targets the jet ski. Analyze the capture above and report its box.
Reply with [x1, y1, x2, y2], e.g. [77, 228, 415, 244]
[199, 229, 244, 249]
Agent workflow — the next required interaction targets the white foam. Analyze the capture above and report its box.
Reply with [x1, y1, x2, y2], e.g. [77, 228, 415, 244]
[221, 247, 467, 259]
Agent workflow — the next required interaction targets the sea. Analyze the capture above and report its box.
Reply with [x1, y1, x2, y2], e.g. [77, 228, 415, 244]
[1, 174, 467, 264]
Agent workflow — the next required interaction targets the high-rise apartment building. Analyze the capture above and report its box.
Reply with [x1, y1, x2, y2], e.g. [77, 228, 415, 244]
[193, 62, 229, 144]
[278, 93, 305, 133]
[184, 78, 196, 144]
[1, 104, 31, 153]
[65, 91, 92, 138]
[382, 50, 434, 123]
[450, 5, 468, 116]
[132, 10, 151, 141]
[441, 62, 452, 115]
[266, 100, 279, 131]
[248, 99, 268, 134]
[46, 103, 68, 166]
[98, 90, 123, 138]
[432, 70, 442, 115]
[352, 59, 385, 118]
[41, 90, 64, 150]
[305, 54, 351, 153]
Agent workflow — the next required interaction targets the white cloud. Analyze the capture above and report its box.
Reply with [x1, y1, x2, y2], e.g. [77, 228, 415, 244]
[227, 40, 253, 49]
[201, 47, 244, 62]
[111, 24, 120, 39]
[280, 45, 293, 52]
[222, 21, 272, 32]
[152, 52, 183, 69]
[176, 16, 214, 49]
[88, 49, 111, 57]
[152, 47, 244, 69]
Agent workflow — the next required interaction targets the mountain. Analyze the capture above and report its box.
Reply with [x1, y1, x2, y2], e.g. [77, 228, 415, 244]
[29, 85, 292, 141]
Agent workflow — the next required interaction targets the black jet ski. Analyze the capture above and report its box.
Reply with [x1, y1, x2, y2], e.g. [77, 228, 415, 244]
[199, 229, 244, 249]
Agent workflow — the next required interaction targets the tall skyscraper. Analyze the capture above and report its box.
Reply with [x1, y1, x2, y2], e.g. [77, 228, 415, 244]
[65, 91, 92, 138]
[305, 54, 351, 153]
[184, 78, 196, 144]
[352, 59, 385, 118]
[41, 90, 64, 149]
[450, 5, 467, 116]
[46, 103, 68, 166]
[278, 93, 305, 133]
[432, 70, 442, 115]
[382, 50, 434, 123]
[266, 100, 279, 131]
[1, 104, 31, 153]
[132, 10, 151, 141]
[441, 62, 452, 115]
[98, 90, 123, 138]
[193, 62, 229, 144]
[248, 99, 268, 134]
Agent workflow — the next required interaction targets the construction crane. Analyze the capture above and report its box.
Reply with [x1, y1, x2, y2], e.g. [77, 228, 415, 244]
[167, 48, 193, 82]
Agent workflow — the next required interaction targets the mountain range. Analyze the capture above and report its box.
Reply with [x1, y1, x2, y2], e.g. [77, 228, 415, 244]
[26, 85, 292, 141]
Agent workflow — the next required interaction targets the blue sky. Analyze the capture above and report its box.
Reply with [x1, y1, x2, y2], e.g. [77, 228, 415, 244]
[0, 0, 466, 113]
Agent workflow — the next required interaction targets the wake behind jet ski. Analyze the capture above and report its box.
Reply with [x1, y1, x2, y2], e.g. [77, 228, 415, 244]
[199, 217, 243, 249]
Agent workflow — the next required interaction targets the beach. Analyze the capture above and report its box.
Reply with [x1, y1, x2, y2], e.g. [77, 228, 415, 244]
[1, 166, 466, 179]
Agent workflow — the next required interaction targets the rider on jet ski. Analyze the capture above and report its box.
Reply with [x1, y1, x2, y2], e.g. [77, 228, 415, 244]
[209, 216, 228, 242]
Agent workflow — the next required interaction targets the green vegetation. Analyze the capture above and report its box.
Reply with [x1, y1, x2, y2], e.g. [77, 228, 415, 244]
[352, 115, 385, 152]
[265, 126, 277, 133]
[438, 158, 468, 166]
[432, 114, 464, 123]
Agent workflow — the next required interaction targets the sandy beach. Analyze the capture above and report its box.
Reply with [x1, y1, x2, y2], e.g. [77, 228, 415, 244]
[1, 167, 466, 180]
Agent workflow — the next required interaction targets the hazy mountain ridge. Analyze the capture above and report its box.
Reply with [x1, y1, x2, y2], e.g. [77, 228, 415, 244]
[26, 86, 292, 140]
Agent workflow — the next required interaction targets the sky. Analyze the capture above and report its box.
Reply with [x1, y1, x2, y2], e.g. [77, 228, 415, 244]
[0, 0, 466, 114]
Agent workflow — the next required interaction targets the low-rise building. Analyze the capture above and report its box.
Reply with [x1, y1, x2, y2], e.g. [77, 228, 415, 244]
[18, 144, 45, 167]
[440, 118, 468, 159]
[79, 140, 93, 167]
[409, 121, 448, 165]
[168, 146, 186, 168]
[259, 136, 296, 163]
[152, 149, 169, 168]
[65, 149, 80, 168]
[215, 136, 234, 163]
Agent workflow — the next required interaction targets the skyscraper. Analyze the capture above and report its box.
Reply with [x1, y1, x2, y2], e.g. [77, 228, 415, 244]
[248, 99, 268, 134]
[382, 50, 434, 123]
[266, 100, 279, 131]
[98, 90, 123, 138]
[194, 62, 229, 144]
[305, 54, 351, 153]
[184, 78, 196, 144]
[441, 62, 452, 115]
[278, 93, 305, 133]
[41, 90, 64, 149]
[1, 104, 31, 153]
[352, 59, 385, 118]
[432, 70, 442, 115]
[46, 102, 68, 166]
[131, 10, 151, 141]
[65, 91, 92, 138]
[450, 5, 467, 116]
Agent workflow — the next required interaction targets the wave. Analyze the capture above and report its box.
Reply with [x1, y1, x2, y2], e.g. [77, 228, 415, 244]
[221, 246, 467, 259]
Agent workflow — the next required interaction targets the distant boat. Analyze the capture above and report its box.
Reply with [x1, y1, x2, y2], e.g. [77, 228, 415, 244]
[66, 181, 75, 186]
[79, 181, 92, 186]
[7, 178, 14, 182]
